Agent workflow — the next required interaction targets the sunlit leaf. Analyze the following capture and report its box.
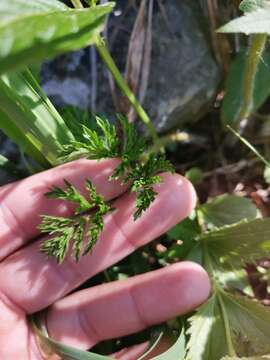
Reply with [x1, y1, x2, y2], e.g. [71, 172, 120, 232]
[218, 0, 270, 34]
[0, 1, 114, 74]
[186, 294, 229, 360]
[0, 69, 74, 166]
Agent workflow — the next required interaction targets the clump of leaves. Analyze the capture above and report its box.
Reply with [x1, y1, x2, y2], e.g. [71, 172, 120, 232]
[160, 193, 270, 359]
[40, 115, 174, 262]
[39, 179, 112, 263]
[60, 113, 174, 219]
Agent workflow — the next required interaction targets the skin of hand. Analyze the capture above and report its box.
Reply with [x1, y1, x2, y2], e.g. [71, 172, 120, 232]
[0, 158, 211, 360]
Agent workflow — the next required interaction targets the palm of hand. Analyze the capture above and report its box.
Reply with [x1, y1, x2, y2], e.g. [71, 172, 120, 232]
[0, 159, 210, 360]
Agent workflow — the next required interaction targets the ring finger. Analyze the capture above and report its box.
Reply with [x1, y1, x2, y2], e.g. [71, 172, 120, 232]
[45, 262, 210, 350]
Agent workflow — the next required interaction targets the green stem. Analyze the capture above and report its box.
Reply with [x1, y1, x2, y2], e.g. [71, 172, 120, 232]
[95, 37, 158, 144]
[72, 0, 158, 144]
[70, 0, 83, 8]
[237, 34, 268, 125]
[146, 131, 189, 154]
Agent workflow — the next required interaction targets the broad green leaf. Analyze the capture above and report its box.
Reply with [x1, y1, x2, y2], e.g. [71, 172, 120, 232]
[218, 1, 270, 34]
[0, 0, 67, 23]
[0, 108, 49, 167]
[221, 51, 270, 127]
[167, 218, 200, 242]
[164, 218, 200, 261]
[0, 1, 114, 74]
[222, 292, 270, 355]
[201, 218, 270, 269]
[198, 194, 258, 228]
[0, 69, 74, 166]
[152, 330, 186, 360]
[185, 294, 229, 360]
[205, 245, 253, 295]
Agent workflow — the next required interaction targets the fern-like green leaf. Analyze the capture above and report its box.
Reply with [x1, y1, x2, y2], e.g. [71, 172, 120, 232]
[39, 179, 112, 263]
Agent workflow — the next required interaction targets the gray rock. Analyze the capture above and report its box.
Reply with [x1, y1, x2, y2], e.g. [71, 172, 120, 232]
[41, 0, 220, 133]
[144, 0, 220, 132]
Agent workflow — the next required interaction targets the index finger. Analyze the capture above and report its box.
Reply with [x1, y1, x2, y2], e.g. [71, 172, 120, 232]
[0, 158, 126, 260]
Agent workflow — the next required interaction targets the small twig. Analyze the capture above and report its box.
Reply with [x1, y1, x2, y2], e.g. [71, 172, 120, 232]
[203, 158, 259, 178]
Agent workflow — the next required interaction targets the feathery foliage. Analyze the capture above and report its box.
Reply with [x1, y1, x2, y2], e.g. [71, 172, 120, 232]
[40, 115, 174, 262]
[39, 179, 112, 263]
[60, 114, 174, 220]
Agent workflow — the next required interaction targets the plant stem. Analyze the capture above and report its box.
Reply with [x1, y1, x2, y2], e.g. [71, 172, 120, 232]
[146, 131, 190, 154]
[70, 0, 84, 8]
[71, 0, 158, 144]
[95, 36, 158, 144]
[237, 34, 268, 125]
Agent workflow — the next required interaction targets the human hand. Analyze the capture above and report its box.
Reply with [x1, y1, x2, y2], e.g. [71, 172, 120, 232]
[0, 158, 210, 359]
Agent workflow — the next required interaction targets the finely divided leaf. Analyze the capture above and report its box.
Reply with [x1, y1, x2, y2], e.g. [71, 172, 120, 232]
[46, 180, 91, 214]
[0, 1, 114, 74]
[60, 116, 120, 162]
[40, 179, 112, 262]
[60, 115, 174, 220]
